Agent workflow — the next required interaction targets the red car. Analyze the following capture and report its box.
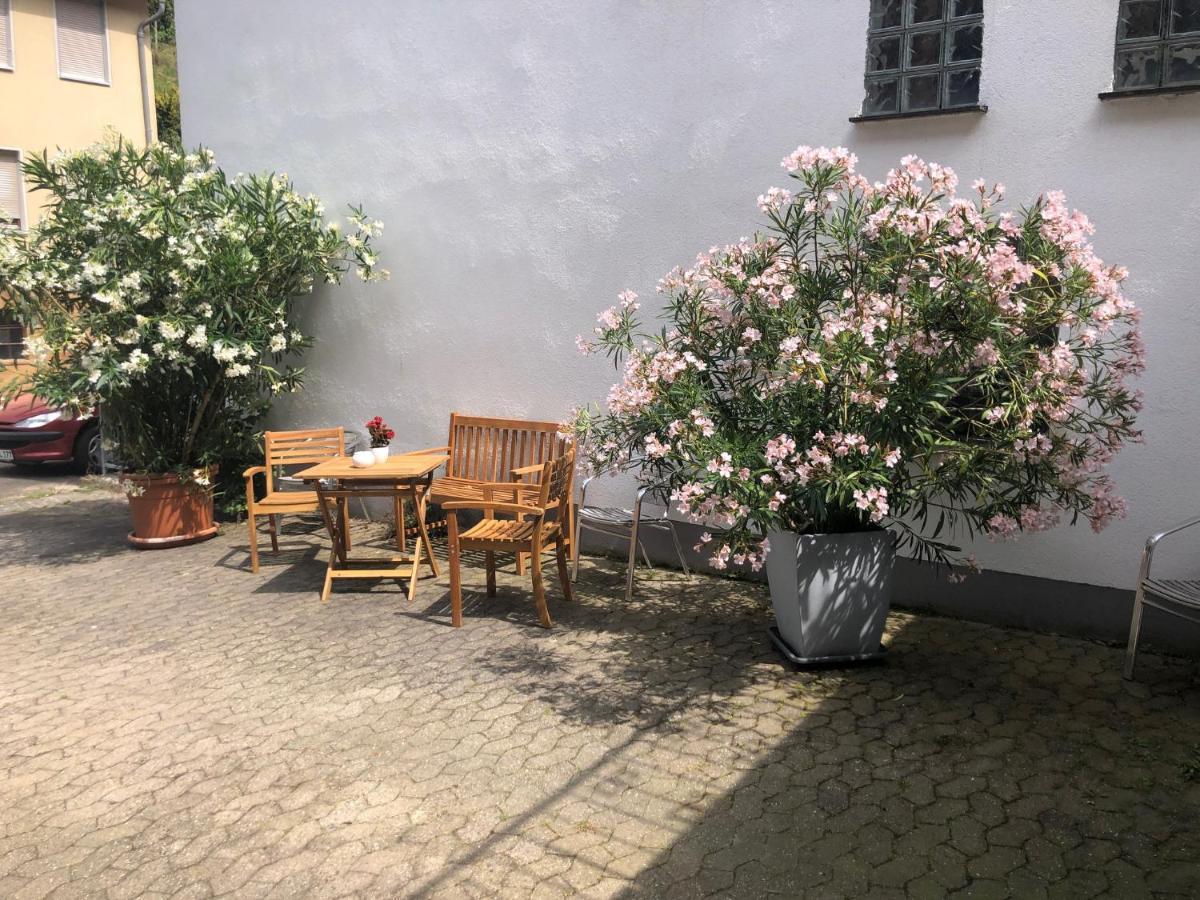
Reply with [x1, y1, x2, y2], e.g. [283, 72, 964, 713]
[0, 394, 102, 472]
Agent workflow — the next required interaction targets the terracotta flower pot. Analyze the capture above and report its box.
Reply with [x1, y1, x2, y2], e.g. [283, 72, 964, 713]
[122, 467, 219, 549]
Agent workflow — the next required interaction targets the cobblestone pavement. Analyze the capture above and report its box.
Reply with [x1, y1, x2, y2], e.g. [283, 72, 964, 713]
[1, 490, 1199, 899]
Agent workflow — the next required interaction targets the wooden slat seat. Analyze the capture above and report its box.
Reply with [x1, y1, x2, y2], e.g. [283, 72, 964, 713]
[255, 491, 320, 508]
[461, 519, 561, 545]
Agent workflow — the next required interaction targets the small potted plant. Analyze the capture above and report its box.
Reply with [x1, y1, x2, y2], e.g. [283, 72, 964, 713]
[366, 416, 395, 461]
[572, 144, 1143, 664]
[0, 139, 387, 547]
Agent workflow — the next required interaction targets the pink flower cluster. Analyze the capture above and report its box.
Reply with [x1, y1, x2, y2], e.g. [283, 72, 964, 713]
[853, 487, 889, 524]
[764, 431, 897, 498]
[575, 144, 1143, 572]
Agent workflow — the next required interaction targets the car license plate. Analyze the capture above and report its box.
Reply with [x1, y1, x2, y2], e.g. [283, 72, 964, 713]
[0, 449, 12, 461]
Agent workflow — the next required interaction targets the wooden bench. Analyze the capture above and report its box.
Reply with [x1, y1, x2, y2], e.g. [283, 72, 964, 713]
[404, 413, 575, 571]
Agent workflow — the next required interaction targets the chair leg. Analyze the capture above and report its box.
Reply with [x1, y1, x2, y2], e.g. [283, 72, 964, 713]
[485, 551, 497, 597]
[566, 499, 577, 562]
[572, 513, 583, 584]
[638, 540, 653, 569]
[625, 514, 641, 604]
[248, 512, 260, 573]
[1124, 583, 1147, 680]
[516, 551, 527, 576]
[530, 538, 551, 628]
[448, 513, 463, 628]
[668, 520, 691, 576]
[555, 532, 573, 602]
[268, 514, 279, 554]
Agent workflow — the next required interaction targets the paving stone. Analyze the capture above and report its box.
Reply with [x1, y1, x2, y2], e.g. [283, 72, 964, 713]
[0, 490, 1196, 898]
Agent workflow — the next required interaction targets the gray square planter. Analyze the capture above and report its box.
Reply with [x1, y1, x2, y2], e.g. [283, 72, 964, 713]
[765, 529, 895, 665]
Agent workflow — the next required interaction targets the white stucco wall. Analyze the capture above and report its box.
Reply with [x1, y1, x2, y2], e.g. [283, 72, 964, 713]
[176, 0, 1200, 591]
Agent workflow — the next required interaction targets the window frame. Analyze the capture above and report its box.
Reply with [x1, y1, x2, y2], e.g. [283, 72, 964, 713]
[1108, 0, 1200, 94]
[0, 146, 27, 232]
[0, 310, 24, 364]
[53, 0, 111, 87]
[0, 0, 13, 73]
[857, 0, 987, 121]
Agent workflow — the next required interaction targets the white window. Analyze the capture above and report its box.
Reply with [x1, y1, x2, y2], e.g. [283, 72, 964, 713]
[0, 149, 25, 229]
[55, 0, 108, 85]
[0, 0, 13, 72]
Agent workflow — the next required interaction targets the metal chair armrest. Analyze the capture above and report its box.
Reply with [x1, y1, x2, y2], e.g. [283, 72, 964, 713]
[1146, 515, 1200, 551]
[1141, 515, 1200, 581]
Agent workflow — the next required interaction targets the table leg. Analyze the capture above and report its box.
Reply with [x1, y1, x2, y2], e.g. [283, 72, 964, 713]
[406, 525, 422, 604]
[339, 497, 351, 552]
[414, 486, 440, 578]
[394, 495, 406, 552]
[317, 489, 348, 567]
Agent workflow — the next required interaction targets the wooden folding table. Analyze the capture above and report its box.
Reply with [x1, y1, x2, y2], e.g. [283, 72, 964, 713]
[295, 453, 447, 603]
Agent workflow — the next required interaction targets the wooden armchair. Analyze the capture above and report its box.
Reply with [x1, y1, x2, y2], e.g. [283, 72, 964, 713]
[401, 412, 576, 572]
[244, 427, 347, 573]
[444, 448, 576, 628]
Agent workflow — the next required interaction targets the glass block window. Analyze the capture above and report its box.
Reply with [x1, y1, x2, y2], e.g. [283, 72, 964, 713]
[862, 0, 984, 117]
[1113, 0, 1200, 91]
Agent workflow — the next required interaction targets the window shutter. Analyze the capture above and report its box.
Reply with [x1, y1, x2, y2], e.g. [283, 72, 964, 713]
[0, 0, 12, 71]
[56, 0, 108, 84]
[0, 150, 23, 228]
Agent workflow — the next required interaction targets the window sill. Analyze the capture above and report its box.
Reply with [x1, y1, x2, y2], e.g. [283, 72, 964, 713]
[849, 104, 987, 124]
[1098, 84, 1200, 101]
[58, 73, 111, 87]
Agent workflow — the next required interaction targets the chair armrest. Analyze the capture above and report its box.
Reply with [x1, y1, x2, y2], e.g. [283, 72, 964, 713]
[1146, 515, 1200, 551]
[400, 445, 450, 456]
[243, 465, 267, 480]
[511, 463, 544, 478]
[1140, 515, 1200, 581]
[442, 500, 546, 517]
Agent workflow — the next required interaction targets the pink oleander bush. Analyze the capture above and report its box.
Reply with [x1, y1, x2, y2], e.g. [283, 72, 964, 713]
[570, 146, 1144, 573]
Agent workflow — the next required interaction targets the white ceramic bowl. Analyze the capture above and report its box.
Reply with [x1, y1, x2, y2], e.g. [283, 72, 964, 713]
[351, 450, 376, 467]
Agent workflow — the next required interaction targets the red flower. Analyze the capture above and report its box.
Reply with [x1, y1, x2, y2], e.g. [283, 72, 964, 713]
[366, 415, 393, 448]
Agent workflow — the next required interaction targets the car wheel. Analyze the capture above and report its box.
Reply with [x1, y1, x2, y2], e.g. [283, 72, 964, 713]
[73, 424, 103, 474]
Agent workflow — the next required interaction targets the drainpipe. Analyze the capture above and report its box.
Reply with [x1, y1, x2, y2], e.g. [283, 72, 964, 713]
[137, 2, 167, 146]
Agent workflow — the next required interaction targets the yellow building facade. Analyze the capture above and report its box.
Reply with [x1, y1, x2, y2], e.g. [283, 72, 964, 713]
[1, 0, 153, 377]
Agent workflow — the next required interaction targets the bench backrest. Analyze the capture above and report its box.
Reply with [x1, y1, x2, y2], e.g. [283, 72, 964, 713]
[445, 413, 570, 483]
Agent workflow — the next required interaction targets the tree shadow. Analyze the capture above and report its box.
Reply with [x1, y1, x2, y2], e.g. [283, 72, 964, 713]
[414, 581, 1199, 897]
[0, 496, 129, 567]
[611, 616, 1200, 897]
[464, 554, 779, 730]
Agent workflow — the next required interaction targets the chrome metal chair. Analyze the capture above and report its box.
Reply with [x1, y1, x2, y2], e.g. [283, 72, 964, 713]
[1124, 514, 1200, 679]
[572, 473, 690, 602]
